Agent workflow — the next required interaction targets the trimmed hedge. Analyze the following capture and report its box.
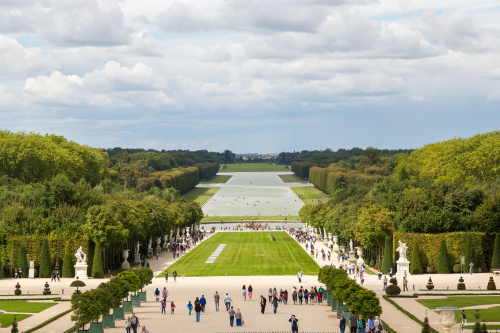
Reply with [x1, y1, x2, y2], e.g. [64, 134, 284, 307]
[39, 239, 52, 278]
[382, 238, 393, 274]
[492, 234, 500, 269]
[383, 295, 439, 333]
[437, 240, 450, 274]
[62, 241, 74, 278]
[410, 240, 422, 274]
[308, 166, 383, 195]
[291, 162, 313, 179]
[91, 243, 104, 278]
[17, 246, 28, 277]
[385, 285, 401, 296]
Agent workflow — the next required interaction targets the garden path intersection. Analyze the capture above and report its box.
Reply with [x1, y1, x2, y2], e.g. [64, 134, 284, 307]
[0, 230, 499, 333]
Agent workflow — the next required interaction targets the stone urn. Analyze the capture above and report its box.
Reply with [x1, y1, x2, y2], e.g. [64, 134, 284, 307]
[185, 226, 190, 235]
[155, 237, 162, 252]
[356, 246, 365, 266]
[332, 235, 339, 251]
[121, 249, 130, 269]
[436, 307, 458, 333]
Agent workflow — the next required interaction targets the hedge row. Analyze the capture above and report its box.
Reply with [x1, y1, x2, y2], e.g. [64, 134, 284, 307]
[394, 231, 486, 273]
[308, 166, 383, 195]
[291, 162, 313, 179]
[318, 266, 382, 318]
[151, 167, 199, 194]
[383, 295, 439, 333]
[194, 162, 219, 181]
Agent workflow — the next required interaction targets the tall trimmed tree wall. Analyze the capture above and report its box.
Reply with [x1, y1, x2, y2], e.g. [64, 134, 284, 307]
[62, 241, 74, 277]
[437, 240, 450, 274]
[17, 246, 28, 276]
[39, 239, 52, 278]
[381, 238, 393, 274]
[91, 243, 104, 278]
[492, 234, 500, 270]
[465, 235, 475, 273]
[410, 240, 422, 274]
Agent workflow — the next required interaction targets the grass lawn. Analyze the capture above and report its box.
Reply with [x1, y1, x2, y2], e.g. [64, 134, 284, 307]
[200, 175, 232, 183]
[465, 325, 500, 330]
[183, 187, 219, 206]
[158, 232, 319, 277]
[278, 174, 307, 183]
[451, 307, 500, 323]
[0, 314, 32, 327]
[291, 186, 328, 205]
[417, 296, 500, 309]
[0, 301, 57, 313]
[221, 163, 290, 172]
[202, 216, 299, 222]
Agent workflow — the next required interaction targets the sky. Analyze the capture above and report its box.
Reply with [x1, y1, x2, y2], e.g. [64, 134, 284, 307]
[1, 0, 499, 153]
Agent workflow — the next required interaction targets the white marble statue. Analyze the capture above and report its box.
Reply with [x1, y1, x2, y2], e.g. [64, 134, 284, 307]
[136, 242, 141, 254]
[74, 247, 87, 265]
[396, 240, 408, 261]
[349, 239, 353, 252]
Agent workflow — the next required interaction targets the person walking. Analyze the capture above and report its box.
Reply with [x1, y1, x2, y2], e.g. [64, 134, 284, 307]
[268, 288, 273, 302]
[171, 302, 176, 314]
[349, 311, 358, 333]
[214, 291, 220, 311]
[248, 285, 253, 300]
[235, 308, 243, 326]
[164, 270, 168, 282]
[125, 317, 132, 333]
[130, 313, 139, 333]
[297, 270, 302, 283]
[283, 290, 288, 305]
[368, 314, 375, 333]
[194, 297, 202, 322]
[173, 270, 177, 282]
[272, 296, 278, 314]
[260, 295, 267, 314]
[298, 288, 303, 305]
[154, 288, 160, 301]
[358, 314, 365, 333]
[162, 287, 168, 299]
[161, 299, 166, 314]
[242, 285, 247, 301]
[462, 310, 468, 327]
[469, 262, 474, 275]
[224, 293, 232, 311]
[187, 301, 193, 315]
[403, 277, 408, 292]
[140, 326, 149, 333]
[339, 313, 346, 333]
[228, 306, 235, 327]
[383, 276, 387, 291]
[374, 316, 383, 333]
[289, 315, 299, 333]
[200, 295, 206, 312]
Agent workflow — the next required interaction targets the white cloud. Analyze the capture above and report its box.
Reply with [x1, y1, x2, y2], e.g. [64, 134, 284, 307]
[0, 35, 54, 76]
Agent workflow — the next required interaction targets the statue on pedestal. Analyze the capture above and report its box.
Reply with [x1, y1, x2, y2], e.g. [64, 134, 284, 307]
[74, 246, 88, 279]
[396, 240, 408, 261]
[349, 239, 353, 252]
[74, 247, 87, 265]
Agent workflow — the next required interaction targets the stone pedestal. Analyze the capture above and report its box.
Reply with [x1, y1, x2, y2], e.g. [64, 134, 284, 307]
[74, 264, 88, 279]
[156, 237, 162, 252]
[29, 269, 35, 279]
[348, 251, 357, 263]
[134, 253, 141, 262]
[356, 246, 365, 266]
[121, 249, 130, 270]
[396, 259, 411, 276]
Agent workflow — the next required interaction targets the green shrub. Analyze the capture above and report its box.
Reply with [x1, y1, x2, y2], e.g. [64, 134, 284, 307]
[487, 277, 496, 290]
[11, 315, 18, 333]
[369, 259, 375, 267]
[17, 246, 28, 277]
[385, 285, 401, 296]
[492, 234, 500, 269]
[43, 282, 52, 295]
[426, 277, 434, 290]
[14, 282, 21, 295]
[453, 264, 461, 273]
[437, 240, 450, 274]
[427, 266, 435, 274]
[410, 240, 422, 274]
[389, 278, 397, 285]
[382, 238, 393, 274]
[39, 239, 52, 278]
[457, 276, 466, 290]
[421, 316, 431, 333]
[91, 243, 104, 278]
[62, 241, 74, 278]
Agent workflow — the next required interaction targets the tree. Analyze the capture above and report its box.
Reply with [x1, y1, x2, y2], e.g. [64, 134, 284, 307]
[71, 288, 112, 328]
[62, 241, 74, 278]
[381, 238, 393, 274]
[464, 235, 475, 273]
[39, 239, 52, 278]
[17, 245, 28, 277]
[437, 240, 450, 274]
[115, 271, 141, 298]
[492, 234, 500, 269]
[355, 203, 393, 250]
[410, 240, 422, 274]
[11, 315, 18, 333]
[91, 243, 104, 278]
[348, 288, 382, 318]
[133, 267, 153, 292]
[421, 316, 431, 333]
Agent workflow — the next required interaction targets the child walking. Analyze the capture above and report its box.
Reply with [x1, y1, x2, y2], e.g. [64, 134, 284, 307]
[187, 301, 193, 315]
[171, 302, 176, 314]
[161, 299, 166, 314]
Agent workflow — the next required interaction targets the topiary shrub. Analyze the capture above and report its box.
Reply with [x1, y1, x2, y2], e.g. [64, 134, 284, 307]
[62, 241, 74, 278]
[487, 277, 496, 290]
[17, 246, 28, 278]
[39, 239, 52, 278]
[385, 285, 401, 296]
[410, 240, 422, 274]
[91, 243, 104, 278]
[70, 277, 86, 294]
[14, 282, 21, 295]
[437, 240, 450, 274]
[453, 264, 461, 273]
[492, 234, 500, 270]
[457, 276, 466, 290]
[382, 238, 393, 274]
[426, 277, 434, 290]
[11, 315, 18, 333]
[43, 282, 51, 295]
[427, 266, 435, 274]
[389, 278, 397, 285]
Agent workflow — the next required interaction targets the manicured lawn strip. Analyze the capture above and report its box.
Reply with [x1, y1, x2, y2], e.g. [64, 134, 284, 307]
[0, 314, 32, 327]
[200, 175, 232, 183]
[464, 325, 500, 330]
[383, 295, 439, 333]
[221, 163, 289, 172]
[381, 320, 397, 333]
[417, 296, 500, 309]
[450, 307, 500, 323]
[202, 216, 299, 222]
[183, 187, 219, 206]
[159, 232, 319, 277]
[278, 174, 307, 183]
[0, 301, 57, 313]
[24, 308, 73, 333]
[291, 186, 328, 205]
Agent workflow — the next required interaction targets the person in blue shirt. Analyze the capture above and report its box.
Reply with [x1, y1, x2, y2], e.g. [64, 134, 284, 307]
[200, 295, 206, 312]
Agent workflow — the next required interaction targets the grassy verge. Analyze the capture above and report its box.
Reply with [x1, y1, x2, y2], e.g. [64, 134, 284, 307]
[381, 319, 397, 333]
[200, 175, 232, 183]
[183, 187, 219, 206]
[0, 300, 57, 313]
[383, 295, 439, 333]
[158, 232, 319, 277]
[0, 314, 32, 327]
[291, 186, 328, 205]
[278, 174, 307, 183]
[464, 324, 500, 330]
[449, 307, 500, 323]
[202, 216, 299, 222]
[221, 163, 289, 172]
[25, 308, 73, 333]
[417, 296, 500, 309]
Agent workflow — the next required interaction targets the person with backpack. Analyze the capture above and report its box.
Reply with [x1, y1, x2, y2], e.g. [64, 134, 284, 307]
[194, 297, 202, 322]
[228, 306, 235, 326]
[130, 313, 139, 333]
[154, 288, 160, 301]
[358, 314, 366, 333]
[298, 288, 303, 305]
[374, 316, 383, 333]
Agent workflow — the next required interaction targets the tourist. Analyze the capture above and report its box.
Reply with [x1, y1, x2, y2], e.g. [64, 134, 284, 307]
[125, 317, 131, 333]
[164, 271, 168, 282]
[154, 288, 160, 301]
[235, 308, 243, 326]
[187, 301, 193, 315]
[228, 306, 235, 326]
[56, 271, 61, 281]
[194, 297, 202, 322]
[298, 269, 302, 283]
[260, 295, 267, 313]
[200, 295, 206, 312]
[462, 310, 468, 327]
[242, 285, 247, 301]
[298, 287, 303, 305]
[224, 293, 232, 311]
[377, 270, 382, 280]
[141, 326, 149, 333]
[171, 301, 176, 314]
[18, 267, 22, 279]
[389, 268, 393, 277]
[403, 277, 408, 291]
[374, 316, 383, 333]
[349, 311, 358, 333]
[283, 290, 288, 305]
[358, 314, 365, 333]
[248, 285, 253, 300]
[173, 270, 177, 282]
[161, 299, 166, 314]
[368, 314, 375, 333]
[130, 313, 139, 333]
[383, 276, 387, 291]
[469, 262, 474, 275]
[292, 289, 298, 305]
[214, 291, 220, 311]
[303, 288, 309, 304]
[289, 315, 299, 333]
[14, 268, 18, 279]
[272, 295, 279, 313]
[360, 277, 364, 287]
[339, 313, 346, 333]
[268, 288, 273, 302]
[162, 287, 168, 299]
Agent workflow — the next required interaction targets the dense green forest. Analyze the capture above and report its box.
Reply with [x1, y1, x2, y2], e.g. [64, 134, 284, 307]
[299, 131, 500, 272]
